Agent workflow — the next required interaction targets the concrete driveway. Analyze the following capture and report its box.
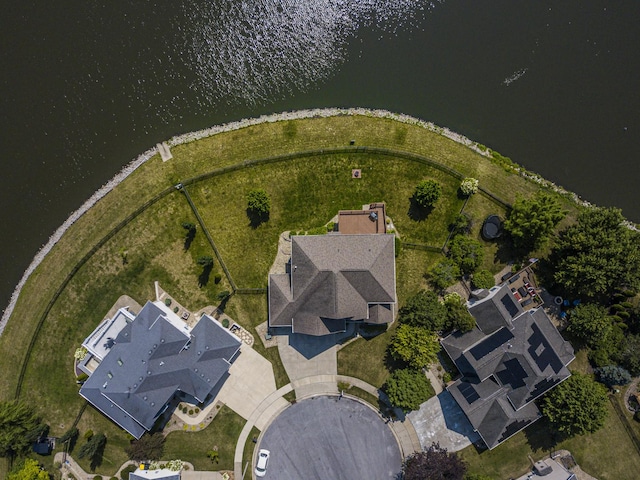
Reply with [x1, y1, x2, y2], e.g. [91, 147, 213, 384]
[258, 396, 401, 480]
[216, 343, 279, 420]
[407, 391, 480, 452]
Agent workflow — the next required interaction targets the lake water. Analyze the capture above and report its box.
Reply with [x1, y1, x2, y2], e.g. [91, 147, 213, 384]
[1, 0, 639, 314]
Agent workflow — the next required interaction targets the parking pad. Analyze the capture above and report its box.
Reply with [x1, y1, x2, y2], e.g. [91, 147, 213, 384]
[258, 396, 402, 479]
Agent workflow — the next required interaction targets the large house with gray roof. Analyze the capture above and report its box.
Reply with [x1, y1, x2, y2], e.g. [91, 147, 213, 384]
[268, 234, 396, 336]
[79, 301, 241, 438]
[441, 284, 574, 449]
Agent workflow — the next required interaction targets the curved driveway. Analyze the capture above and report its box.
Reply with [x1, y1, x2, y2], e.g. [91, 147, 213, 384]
[258, 396, 401, 480]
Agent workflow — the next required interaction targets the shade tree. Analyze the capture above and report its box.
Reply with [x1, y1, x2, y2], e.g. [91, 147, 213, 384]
[402, 442, 467, 480]
[551, 207, 640, 300]
[389, 324, 441, 369]
[503, 192, 566, 250]
[413, 180, 442, 209]
[384, 368, 434, 412]
[399, 290, 448, 331]
[541, 373, 608, 437]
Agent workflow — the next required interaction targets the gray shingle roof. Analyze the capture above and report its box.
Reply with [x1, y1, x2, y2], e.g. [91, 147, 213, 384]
[268, 234, 396, 336]
[80, 301, 241, 438]
[442, 284, 574, 449]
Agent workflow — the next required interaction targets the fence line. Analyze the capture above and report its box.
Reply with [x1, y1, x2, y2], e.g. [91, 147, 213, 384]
[609, 395, 640, 457]
[179, 186, 237, 292]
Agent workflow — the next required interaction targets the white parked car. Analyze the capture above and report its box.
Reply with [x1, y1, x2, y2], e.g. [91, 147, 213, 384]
[255, 449, 270, 477]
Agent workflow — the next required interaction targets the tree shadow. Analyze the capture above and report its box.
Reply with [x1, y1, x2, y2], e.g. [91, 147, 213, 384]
[89, 438, 107, 472]
[247, 208, 269, 229]
[493, 234, 530, 266]
[198, 265, 213, 287]
[183, 229, 196, 250]
[407, 196, 433, 222]
[523, 417, 564, 453]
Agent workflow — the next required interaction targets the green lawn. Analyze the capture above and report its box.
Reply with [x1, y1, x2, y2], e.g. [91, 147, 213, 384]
[242, 426, 261, 470]
[164, 405, 244, 471]
[337, 324, 399, 389]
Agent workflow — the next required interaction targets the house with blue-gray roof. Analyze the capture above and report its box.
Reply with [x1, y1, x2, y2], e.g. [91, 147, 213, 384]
[79, 300, 241, 438]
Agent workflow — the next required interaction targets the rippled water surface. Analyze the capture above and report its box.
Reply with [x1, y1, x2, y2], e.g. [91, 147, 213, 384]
[1, 0, 639, 313]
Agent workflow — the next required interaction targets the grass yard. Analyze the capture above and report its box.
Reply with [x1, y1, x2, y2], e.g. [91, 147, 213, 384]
[337, 323, 399, 389]
[189, 153, 465, 288]
[164, 405, 244, 471]
[242, 426, 261, 469]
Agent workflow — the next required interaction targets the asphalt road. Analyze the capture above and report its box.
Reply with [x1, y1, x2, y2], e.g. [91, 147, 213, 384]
[258, 396, 401, 479]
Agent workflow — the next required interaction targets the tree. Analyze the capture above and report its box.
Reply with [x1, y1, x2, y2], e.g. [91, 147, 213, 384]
[459, 178, 479, 196]
[449, 213, 472, 235]
[595, 365, 632, 388]
[541, 373, 608, 437]
[59, 426, 79, 453]
[448, 235, 484, 274]
[399, 290, 448, 331]
[566, 303, 612, 349]
[616, 334, 640, 376]
[7, 459, 50, 480]
[196, 255, 214, 268]
[125, 432, 165, 461]
[402, 442, 467, 480]
[430, 259, 461, 290]
[471, 270, 494, 290]
[0, 400, 46, 458]
[390, 324, 441, 369]
[503, 192, 566, 250]
[443, 293, 475, 332]
[551, 207, 640, 299]
[246, 188, 271, 226]
[413, 180, 442, 209]
[78, 432, 107, 470]
[182, 222, 196, 250]
[384, 368, 434, 412]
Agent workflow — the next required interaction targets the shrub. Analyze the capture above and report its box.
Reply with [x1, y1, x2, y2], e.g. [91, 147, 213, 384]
[384, 368, 435, 412]
[413, 180, 442, 209]
[449, 213, 472, 235]
[459, 177, 479, 196]
[472, 270, 495, 290]
[216, 290, 231, 301]
[74, 347, 88, 361]
[164, 298, 172, 306]
[430, 259, 461, 290]
[94, 475, 103, 480]
[84, 430, 94, 440]
[195, 408, 200, 413]
[595, 365, 632, 387]
[188, 410, 194, 415]
[635, 411, 640, 423]
[120, 465, 137, 480]
[221, 318, 230, 328]
[197, 256, 214, 268]
[182, 407, 188, 414]
[54, 462, 62, 469]
[394, 235, 402, 258]
[442, 372, 452, 383]
[214, 273, 222, 284]
[173, 307, 179, 313]
[76, 373, 88, 382]
[448, 235, 484, 274]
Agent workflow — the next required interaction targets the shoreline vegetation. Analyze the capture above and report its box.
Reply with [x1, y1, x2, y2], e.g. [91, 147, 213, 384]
[0, 108, 619, 333]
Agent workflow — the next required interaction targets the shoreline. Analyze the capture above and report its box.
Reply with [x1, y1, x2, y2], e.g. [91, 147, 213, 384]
[0, 107, 599, 334]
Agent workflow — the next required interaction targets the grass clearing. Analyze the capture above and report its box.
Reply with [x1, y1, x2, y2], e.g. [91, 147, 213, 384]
[164, 405, 244, 471]
[337, 323, 399, 389]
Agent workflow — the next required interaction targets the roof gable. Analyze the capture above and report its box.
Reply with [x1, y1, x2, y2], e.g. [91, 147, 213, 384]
[269, 234, 396, 335]
[81, 301, 240, 438]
